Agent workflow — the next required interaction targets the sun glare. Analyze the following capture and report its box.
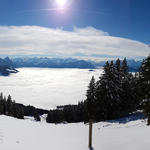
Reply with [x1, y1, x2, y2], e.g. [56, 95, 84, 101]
[56, 0, 67, 7]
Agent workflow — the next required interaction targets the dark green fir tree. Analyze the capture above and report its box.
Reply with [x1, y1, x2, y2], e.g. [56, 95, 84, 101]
[139, 55, 150, 125]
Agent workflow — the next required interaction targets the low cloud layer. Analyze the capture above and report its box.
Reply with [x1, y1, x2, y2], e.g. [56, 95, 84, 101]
[0, 25, 149, 60]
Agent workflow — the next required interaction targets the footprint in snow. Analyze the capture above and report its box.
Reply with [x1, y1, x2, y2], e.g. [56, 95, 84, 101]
[0, 132, 4, 143]
[16, 140, 20, 144]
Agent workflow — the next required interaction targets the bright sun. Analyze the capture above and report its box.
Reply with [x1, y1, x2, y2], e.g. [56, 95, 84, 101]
[56, 0, 67, 7]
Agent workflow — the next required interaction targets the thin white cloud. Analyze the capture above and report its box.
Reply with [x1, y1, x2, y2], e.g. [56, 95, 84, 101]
[19, 8, 65, 13]
[0, 25, 149, 60]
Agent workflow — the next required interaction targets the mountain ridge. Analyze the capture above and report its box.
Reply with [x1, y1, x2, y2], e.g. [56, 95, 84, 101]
[12, 57, 142, 71]
[0, 57, 142, 75]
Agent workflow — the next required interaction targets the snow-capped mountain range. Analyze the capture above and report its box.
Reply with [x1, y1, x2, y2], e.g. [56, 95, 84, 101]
[0, 57, 142, 76]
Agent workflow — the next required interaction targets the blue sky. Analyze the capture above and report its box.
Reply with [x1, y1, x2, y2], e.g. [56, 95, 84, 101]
[0, 0, 149, 60]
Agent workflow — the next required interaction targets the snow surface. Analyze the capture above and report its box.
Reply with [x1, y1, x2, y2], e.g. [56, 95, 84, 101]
[0, 114, 150, 150]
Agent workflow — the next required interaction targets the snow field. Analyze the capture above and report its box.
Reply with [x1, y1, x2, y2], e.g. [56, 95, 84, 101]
[0, 115, 150, 150]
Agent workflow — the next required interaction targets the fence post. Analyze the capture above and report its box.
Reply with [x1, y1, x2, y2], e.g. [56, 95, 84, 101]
[89, 119, 93, 148]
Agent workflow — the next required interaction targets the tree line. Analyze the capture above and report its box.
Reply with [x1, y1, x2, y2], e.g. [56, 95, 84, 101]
[85, 58, 139, 121]
[0, 55, 150, 125]
[46, 58, 139, 123]
[0, 93, 48, 121]
[46, 55, 150, 125]
[139, 55, 150, 124]
[0, 93, 24, 119]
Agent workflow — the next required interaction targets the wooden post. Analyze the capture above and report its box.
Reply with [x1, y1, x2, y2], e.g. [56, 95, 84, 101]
[88, 119, 93, 148]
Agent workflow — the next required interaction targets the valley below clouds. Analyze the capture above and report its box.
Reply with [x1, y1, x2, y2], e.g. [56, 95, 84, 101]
[0, 68, 101, 109]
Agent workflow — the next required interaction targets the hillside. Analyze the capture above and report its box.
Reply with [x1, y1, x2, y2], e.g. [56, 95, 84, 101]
[0, 57, 18, 76]
[0, 113, 149, 150]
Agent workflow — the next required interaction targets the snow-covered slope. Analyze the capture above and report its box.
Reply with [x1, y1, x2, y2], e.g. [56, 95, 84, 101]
[0, 114, 149, 150]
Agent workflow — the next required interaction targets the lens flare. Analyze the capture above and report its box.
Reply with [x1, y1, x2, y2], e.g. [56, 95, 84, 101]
[56, 0, 67, 7]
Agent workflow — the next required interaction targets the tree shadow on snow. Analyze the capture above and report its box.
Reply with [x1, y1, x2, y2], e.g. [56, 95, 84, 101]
[89, 147, 94, 150]
[107, 112, 145, 124]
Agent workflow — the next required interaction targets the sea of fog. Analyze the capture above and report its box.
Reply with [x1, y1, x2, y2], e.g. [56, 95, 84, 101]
[0, 68, 103, 110]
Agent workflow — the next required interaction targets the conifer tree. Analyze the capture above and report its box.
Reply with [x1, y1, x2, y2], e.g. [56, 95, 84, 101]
[116, 58, 121, 72]
[139, 55, 150, 100]
[139, 55, 150, 124]
[95, 60, 123, 120]
[86, 76, 96, 119]
[120, 58, 138, 113]
[3, 96, 7, 115]
[10, 101, 17, 117]
[16, 107, 24, 119]
[6, 95, 12, 115]
[34, 112, 41, 122]
[121, 58, 128, 75]
[86, 76, 96, 148]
